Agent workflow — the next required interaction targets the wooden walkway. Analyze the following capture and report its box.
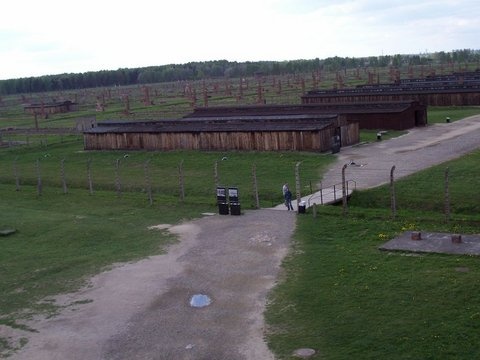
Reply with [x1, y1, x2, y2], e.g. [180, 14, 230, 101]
[270, 180, 355, 211]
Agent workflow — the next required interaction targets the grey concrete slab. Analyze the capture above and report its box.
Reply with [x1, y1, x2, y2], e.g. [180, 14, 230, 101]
[380, 231, 480, 255]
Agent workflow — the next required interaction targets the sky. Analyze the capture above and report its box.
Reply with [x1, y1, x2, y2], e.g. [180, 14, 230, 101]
[1, 0, 479, 80]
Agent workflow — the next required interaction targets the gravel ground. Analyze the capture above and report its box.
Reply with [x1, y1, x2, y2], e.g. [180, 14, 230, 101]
[8, 210, 296, 360]
[5, 115, 480, 360]
[322, 115, 480, 189]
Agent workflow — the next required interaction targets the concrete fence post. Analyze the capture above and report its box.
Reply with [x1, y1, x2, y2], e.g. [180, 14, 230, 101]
[115, 158, 121, 197]
[252, 163, 260, 209]
[87, 158, 94, 195]
[36, 159, 42, 196]
[178, 160, 185, 202]
[390, 165, 396, 220]
[61, 158, 68, 194]
[295, 162, 301, 213]
[144, 160, 153, 205]
[445, 167, 450, 223]
[342, 164, 348, 216]
[214, 161, 219, 191]
[13, 157, 20, 191]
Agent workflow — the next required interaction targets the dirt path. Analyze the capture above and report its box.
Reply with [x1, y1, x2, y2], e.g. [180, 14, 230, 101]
[8, 210, 296, 360]
[322, 115, 480, 189]
[6, 115, 480, 360]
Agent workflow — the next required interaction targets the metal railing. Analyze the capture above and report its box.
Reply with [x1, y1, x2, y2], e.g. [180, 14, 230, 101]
[307, 180, 356, 207]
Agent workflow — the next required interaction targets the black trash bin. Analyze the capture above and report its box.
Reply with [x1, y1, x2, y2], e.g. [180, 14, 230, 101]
[298, 201, 306, 214]
[218, 202, 229, 215]
[228, 187, 241, 215]
[216, 187, 229, 215]
[230, 202, 241, 215]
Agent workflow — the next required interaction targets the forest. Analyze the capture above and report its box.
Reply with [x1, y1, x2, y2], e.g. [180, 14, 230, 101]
[0, 49, 478, 95]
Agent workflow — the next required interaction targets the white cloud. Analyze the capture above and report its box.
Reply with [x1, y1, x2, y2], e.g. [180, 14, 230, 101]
[0, 0, 479, 79]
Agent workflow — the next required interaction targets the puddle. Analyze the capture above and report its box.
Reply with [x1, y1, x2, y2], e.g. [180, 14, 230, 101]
[190, 294, 211, 308]
[293, 348, 316, 358]
[147, 224, 171, 230]
[201, 212, 216, 216]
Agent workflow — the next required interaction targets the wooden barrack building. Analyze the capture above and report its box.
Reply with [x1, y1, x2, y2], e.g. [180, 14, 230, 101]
[83, 114, 359, 152]
[302, 71, 480, 106]
[186, 101, 427, 130]
[24, 100, 77, 116]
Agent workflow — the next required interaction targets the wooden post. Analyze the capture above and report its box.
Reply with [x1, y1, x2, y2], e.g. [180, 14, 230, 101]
[178, 160, 185, 202]
[312, 203, 317, 218]
[445, 167, 450, 222]
[124, 95, 130, 115]
[390, 165, 396, 220]
[13, 157, 20, 191]
[252, 163, 260, 209]
[87, 158, 93, 195]
[143, 86, 151, 106]
[34, 113, 39, 131]
[451, 234, 462, 243]
[295, 162, 301, 213]
[191, 87, 197, 107]
[411, 231, 422, 240]
[238, 78, 243, 99]
[61, 158, 68, 194]
[225, 79, 231, 96]
[144, 160, 153, 205]
[342, 164, 348, 216]
[203, 87, 209, 107]
[36, 159, 42, 196]
[257, 81, 263, 104]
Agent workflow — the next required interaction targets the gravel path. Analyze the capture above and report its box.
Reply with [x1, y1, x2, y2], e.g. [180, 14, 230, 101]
[9, 210, 296, 360]
[5, 115, 480, 360]
[322, 115, 480, 190]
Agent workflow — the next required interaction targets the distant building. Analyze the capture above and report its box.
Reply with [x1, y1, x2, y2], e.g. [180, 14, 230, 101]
[75, 117, 97, 132]
[302, 71, 480, 106]
[186, 102, 427, 130]
[24, 100, 77, 117]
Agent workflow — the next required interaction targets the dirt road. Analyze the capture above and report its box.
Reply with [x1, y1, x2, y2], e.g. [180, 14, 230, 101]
[5, 115, 480, 360]
[322, 115, 480, 189]
[8, 210, 295, 360]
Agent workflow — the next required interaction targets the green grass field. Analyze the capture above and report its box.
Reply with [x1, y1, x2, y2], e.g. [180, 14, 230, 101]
[0, 139, 334, 356]
[428, 106, 480, 124]
[265, 150, 480, 359]
[2, 139, 480, 358]
[2, 80, 480, 357]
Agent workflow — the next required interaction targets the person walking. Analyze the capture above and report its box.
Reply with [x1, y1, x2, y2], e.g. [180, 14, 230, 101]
[284, 188, 294, 211]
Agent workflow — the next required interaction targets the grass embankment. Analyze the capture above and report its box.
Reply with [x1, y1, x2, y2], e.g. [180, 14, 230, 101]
[0, 138, 334, 354]
[428, 106, 480, 124]
[359, 106, 480, 143]
[266, 150, 480, 359]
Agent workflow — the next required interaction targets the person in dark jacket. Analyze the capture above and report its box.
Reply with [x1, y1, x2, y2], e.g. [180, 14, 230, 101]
[284, 188, 294, 211]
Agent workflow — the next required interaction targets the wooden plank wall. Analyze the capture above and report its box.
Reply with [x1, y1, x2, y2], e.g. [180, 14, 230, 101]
[84, 126, 359, 153]
[302, 92, 480, 106]
[341, 123, 359, 146]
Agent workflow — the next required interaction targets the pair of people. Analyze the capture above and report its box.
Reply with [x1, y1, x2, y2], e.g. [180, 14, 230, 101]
[282, 183, 294, 211]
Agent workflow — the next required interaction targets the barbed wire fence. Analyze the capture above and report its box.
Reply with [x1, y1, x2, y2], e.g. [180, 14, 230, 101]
[1, 154, 478, 222]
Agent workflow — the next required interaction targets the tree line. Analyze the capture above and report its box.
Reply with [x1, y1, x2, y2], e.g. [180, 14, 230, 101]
[1, 49, 478, 96]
